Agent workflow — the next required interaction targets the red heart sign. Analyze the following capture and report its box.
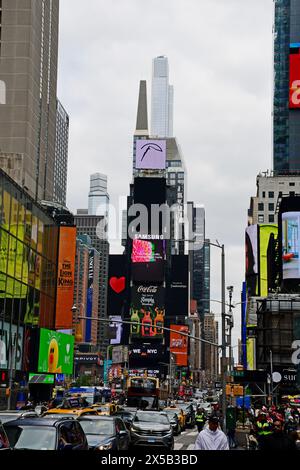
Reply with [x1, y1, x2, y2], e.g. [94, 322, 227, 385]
[109, 277, 125, 294]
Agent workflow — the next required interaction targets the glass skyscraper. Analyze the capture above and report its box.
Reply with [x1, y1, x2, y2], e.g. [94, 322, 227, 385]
[151, 56, 174, 138]
[273, 0, 300, 173]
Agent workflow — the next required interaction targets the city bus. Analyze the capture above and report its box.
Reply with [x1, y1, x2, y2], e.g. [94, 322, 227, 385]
[126, 376, 160, 409]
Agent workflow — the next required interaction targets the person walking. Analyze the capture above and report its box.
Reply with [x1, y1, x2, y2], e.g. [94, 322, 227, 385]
[195, 415, 229, 450]
[259, 419, 297, 451]
[226, 405, 237, 449]
[195, 407, 206, 433]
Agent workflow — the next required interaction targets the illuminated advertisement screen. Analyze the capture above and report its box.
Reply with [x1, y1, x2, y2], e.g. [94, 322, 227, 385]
[129, 343, 163, 367]
[109, 316, 123, 345]
[282, 212, 300, 279]
[28, 373, 55, 384]
[107, 255, 127, 317]
[166, 255, 189, 316]
[135, 140, 166, 170]
[245, 225, 259, 296]
[246, 337, 256, 371]
[170, 325, 189, 366]
[38, 329, 74, 375]
[130, 285, 165, 340]
[289, 48, 300, 109]
[131, 240, 165, 282]
[134, 178, 166, 206]
[259, 224, 278, 296]
[55, 226, 76, 330]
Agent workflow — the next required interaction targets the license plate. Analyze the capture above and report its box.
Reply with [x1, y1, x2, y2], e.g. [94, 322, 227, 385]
[148, 439, 155, 443]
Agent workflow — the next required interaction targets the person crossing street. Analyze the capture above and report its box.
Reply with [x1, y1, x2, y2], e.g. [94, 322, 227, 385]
[195, 407, 206, 432]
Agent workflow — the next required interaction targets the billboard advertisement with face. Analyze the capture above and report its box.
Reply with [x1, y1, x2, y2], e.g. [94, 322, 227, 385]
[109, 315, 123, 345]
[170, 325, 189, 366]
[135, 140, 166, 170]
[289, 49, 300, 108]
[130, 285, 165, 339]
[282, 212, 300, 279]
[38, 328, 74, 375]
[131, 240, 165, 282]
[55, 226, 76, 330]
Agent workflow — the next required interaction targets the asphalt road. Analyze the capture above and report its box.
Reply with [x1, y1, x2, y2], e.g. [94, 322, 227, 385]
[174, 426, 199, 450]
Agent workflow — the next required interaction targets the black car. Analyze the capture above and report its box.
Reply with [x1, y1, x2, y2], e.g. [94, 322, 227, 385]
[4, 417, 88, 450]
[130, 411, 174, 449]
[0, 421, 10, 450]
[164, 409, 181, 435]
[78, 416, 130, 451]
[113, 408, 137, 430]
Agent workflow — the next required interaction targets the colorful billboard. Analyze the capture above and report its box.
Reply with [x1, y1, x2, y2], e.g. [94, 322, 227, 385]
[107, 255, 127, 316]
[0, 322, 24, 370]
[245, 225, 259, 296]
[130, 285, 165, 339]
[55, 226, 76, 330]
[85, 249, 94, 343]
[289, 50, 300, 108]
[259, 224, 278, 296]
[246, 337, 256, 371]
[135, 140, 166, 170]
[166, 255, 189, 316]
[38, 329, 74, 375]
[282, 212, 300, 279]
[170, 325, 189, 366]
[131, 240, 165, 282]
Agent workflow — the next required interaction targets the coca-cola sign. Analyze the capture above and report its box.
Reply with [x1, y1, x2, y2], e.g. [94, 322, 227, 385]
[131, 285, 164, 309]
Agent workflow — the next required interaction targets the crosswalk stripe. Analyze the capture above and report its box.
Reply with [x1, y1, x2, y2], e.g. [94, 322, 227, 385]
[187, 444, 195, 451]
[187, 430, 198, 436]
[174, 443, 184, 450]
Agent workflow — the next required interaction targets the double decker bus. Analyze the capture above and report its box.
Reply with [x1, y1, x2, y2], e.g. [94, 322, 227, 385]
[126, 376, 160, 409]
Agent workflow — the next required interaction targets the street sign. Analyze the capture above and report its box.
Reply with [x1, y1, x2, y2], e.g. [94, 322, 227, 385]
[215, 381, 222, 389]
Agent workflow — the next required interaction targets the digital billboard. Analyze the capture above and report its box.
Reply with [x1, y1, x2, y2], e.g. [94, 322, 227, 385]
[245, 225, 259, 296]
[55, 226, 76, 330]
[38, 329, 74, 375]
[85, 249, 94, 343]
[107, 255, 127, 317]
[166, 255, 189, 316]
[170, 325, 189, 366]
[129, 343, 163, 367]
[135, 140, 166, 170]
[134, 178, 166, 207]
[282, 212, 300, 279]
[289, 49, 300, 109]
[0, 322, 24, 370]
[246, 337, 256, 371]
[259, 224, 278, 296]
[131, 240, 165, 282]
[130, 285, 165, 339]
[109, 316, 123, 345]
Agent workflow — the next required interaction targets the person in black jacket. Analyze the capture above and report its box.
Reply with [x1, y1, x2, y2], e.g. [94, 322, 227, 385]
[260, 419, 297, 451]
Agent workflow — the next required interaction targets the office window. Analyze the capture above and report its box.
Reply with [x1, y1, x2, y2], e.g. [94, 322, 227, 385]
[289, 182, 295, 186]
[258, 215, 264, 223]
[268, 192, 274, 198]
[279, 191, 282, 197]
[269, 215, 275, 223]
[268, 203, 274, 211]
[258, 203, 264, 211]
[290, 191, 295, 197]
[262, 191, 266, 198]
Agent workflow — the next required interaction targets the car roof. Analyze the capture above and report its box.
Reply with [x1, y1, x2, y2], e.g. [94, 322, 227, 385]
[77, 415, 115, 421]
[4, 417, 75, 427]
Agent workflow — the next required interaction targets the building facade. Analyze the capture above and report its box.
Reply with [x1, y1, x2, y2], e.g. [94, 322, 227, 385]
[151, 56, 173, 138]
[0, 0, 60, 201]
[273, 0, 300, 172]
[53, 100, 69, 207]
[88, 173, 109, 217]
[203, 313, 219, 384]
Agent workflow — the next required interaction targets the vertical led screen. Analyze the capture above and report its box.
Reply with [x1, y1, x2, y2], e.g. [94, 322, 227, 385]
[166, 255, 189, 316]
[282, 212, 300, 279]
[259, 224, 278, 296]
[245, 225, 259, 296]
[246, 337, 256, 371]
[131, 240, 165, 282]
[130, 285, 165, 340]
[109, 316, 123, 345]
[55, 226, 76, 330]
[289, 49, 300, 109]
[85, 250, 94, 343]
[107, 255, 127, 316]
[170, 325, 188, 366]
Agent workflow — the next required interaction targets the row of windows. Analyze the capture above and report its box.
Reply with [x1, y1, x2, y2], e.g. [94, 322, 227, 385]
[258, 203, 275, 211]
[258, 214, 275, 223]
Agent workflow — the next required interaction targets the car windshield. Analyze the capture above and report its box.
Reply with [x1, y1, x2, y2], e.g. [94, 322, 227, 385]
[0, 414, 21, 424]
[5, 426, 56, 450]
[79, 420, 114, 436]
[134, 413, 169, 425]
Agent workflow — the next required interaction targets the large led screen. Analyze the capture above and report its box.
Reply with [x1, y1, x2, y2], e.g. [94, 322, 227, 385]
[245, 225, 259, 296]
[130, 284, 165, 339]
[38, 329, 74, 375]
[129, 343, 163, 367]
[282, 212, 300, 279]
[166, 255, 189, 316]
[289, 49, 300, 109]
[107, 255, 127, 316]
[134, 178, 166, 207]
[259, 224, 278, 296]
[109, 315, 123, 345]
[135, 140, 166, 170]
[170, 325, 189, 366]
[131, 240, 165, 282]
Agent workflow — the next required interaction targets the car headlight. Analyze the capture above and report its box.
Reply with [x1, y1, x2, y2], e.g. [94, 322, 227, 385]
[97, 442, 113, 451]
[131, 425, 139, 433]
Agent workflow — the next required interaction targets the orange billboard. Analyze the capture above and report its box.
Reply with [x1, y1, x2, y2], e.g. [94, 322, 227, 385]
[55, 226, 77, 329]
[170, 325, 188, 366]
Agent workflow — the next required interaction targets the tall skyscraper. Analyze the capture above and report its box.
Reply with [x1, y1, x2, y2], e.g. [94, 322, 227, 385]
[0, 0, 60, 200]
[273, 0, 300, 173]
[88, 173, 109, 217]
[151, 56, 174, 137]
[53, 100, 69, 206]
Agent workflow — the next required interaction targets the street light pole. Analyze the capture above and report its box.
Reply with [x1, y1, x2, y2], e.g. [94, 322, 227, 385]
[221, 244, 227, 430]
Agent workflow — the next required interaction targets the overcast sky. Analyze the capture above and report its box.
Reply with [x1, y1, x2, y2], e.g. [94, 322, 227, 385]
[58, 0, 274, 356]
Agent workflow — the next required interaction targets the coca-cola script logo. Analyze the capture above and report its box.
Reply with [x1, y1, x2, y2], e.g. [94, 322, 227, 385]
[137, 285, 158, 294]
[109, 277, 126, 294]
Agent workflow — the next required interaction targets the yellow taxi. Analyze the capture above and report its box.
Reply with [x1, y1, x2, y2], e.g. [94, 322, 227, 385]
[90, 402, 118, 416]
[164, 406, 186, 431]
[43, 396, 99, 418]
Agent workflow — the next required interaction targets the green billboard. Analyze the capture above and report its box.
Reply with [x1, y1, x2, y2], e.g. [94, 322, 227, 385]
[38, 328, 74, 375]
[29, 373, 55, 384]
